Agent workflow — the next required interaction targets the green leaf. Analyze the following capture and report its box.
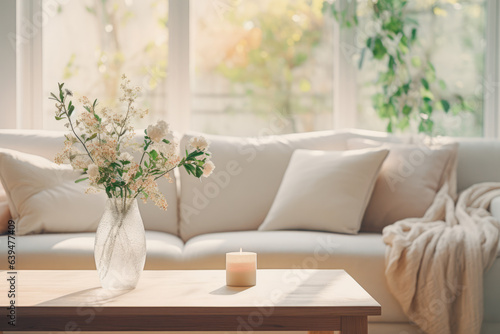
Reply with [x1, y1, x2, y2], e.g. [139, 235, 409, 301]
[441, 99, 450, 113]
[388, 56, 396, 70]
[372, 38, 387, 60]
[411, 56, 421, 68]
[87, 133, 97, 141]
[162, 139, 170, 144]
[55, 116, 65, 121]
[366, 37, 373, 49]
[68, 103, 75, 117]
[382, 17, 403, 34]
[402, 105, 412, 116]
[411, 28, 417, 42]
[195, 166, 203, 178]
[386, 120, 393, 133]
[187, 150, 204, 160]
[75, 177, 89, 183]
[398, 40, 409, 54]
[396, 117, 410, 130]
[402, 82, 411, 94]
[149, 149, 158, 161]
[421, 78, 430, 90]
[184, 163, 196, 176]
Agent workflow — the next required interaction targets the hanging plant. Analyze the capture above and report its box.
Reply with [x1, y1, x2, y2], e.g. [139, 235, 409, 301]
[323, 0, 472, 134]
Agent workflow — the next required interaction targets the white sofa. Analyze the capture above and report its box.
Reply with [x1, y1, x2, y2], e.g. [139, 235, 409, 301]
[0, 128, 499, 334]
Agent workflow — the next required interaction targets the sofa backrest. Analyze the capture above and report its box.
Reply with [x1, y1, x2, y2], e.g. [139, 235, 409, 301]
[0, 129, 179, 235]
[456, 139, 500, 192]
[178, 129, 402, 241]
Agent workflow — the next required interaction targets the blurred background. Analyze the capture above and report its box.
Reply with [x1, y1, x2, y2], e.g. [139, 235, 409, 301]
[23, 0, 488, 136]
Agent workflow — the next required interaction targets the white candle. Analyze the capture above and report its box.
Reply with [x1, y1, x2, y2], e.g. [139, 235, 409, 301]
[226, 248, 257, 287]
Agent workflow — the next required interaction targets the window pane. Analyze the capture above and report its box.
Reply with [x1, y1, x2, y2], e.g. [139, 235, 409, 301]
[355, 0, 486, 136]
[42, 0, 168, 130]
[191, 0, 334, 136]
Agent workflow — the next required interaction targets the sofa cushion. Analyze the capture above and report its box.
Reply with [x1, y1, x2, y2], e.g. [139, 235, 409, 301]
[0, 187, 10, 234]
[179, 130, 402, 241]
[0, 129, 179, 235]
[456, 139, 500, 192]
[0, 231, 184, 270]
[348, 139, 458, 232]
[259, 148, 388, 234]
[0, 148, 107, 235]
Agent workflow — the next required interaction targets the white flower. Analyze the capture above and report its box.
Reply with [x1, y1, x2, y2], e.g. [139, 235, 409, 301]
[157, 120, 169, 132]
[153, 140, 178, 157]
[147, 120, 170, 143]
[87, 164, 99, 181]
[189, 136, 209, 151]
[202, 160, 215, 177]
[119, 152, 134, 162]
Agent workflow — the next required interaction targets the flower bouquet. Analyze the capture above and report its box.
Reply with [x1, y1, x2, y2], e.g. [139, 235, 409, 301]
[50, 75, 214, 290]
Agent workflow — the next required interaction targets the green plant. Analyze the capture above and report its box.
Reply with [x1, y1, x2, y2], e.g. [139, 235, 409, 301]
[323, 0, 472, 134]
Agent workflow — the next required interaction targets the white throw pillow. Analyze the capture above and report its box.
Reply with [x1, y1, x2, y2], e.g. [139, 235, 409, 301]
[258, 148, 389, 234]
[0, 148, 107, 235]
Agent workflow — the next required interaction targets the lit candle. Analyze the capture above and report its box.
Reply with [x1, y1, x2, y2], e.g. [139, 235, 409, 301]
[226, 248, 257, 287]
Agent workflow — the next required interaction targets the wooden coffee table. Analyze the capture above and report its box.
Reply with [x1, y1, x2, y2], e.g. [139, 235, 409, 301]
[0, 269, 380, 333]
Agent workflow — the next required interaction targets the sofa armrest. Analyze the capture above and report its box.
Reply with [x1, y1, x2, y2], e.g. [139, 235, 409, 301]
[491, 196, 500, 222]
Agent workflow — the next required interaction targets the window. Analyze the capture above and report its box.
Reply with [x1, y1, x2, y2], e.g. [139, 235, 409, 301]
[11, 0, 500, 137]
[354, 0, 487, 136]
[42, 0, 168, 130]
[191, 0, 334, 135]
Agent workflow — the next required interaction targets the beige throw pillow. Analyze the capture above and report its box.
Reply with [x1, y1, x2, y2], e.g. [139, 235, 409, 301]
[258, 148, 389, 234]
[0, 188, 10, 234]
[0, 148, 107, 235]
[347, 139, 458, 232]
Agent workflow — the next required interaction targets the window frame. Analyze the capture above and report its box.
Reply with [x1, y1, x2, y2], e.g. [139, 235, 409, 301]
[10, 0, 500, 137]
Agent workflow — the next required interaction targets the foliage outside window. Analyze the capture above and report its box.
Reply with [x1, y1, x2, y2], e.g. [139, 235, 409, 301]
[324, 0, 486, 136]
[42, 0, 168, 130]
[191, 0, 334, 135]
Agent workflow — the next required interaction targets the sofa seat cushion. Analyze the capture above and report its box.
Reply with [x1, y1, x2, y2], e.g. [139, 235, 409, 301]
[182, 230, 407, 323]
[0, 231, 184, 270]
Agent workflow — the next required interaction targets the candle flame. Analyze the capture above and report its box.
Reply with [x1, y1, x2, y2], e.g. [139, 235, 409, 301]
[240, 248, 242, 253]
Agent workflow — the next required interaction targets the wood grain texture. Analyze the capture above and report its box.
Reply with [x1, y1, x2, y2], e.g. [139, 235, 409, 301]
[0, 270, 380, 332]
[341, 316, 368, 334]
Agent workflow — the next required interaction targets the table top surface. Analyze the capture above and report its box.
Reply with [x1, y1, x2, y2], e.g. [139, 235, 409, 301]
[1, 269, 380, 314]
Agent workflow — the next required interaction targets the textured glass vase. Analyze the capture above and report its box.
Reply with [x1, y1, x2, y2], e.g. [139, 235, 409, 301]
[94, 198, 146, 290]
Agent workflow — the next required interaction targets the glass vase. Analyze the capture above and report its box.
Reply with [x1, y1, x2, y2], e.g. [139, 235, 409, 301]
[94, 198, 146, 290]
